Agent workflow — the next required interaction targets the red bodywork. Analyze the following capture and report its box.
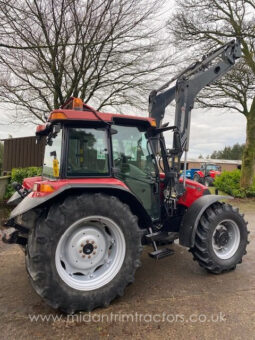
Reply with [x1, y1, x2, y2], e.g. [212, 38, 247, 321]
[159, 173, 208, 208]
[49, 108, 155, 125]
[208, 170, 221, 179]
[195, 170, 220, 179]
[24, 177, 128, 198]
[24, 174, 208, 208]
[178, 177, 208, 207]
[195, 170, 205, 178]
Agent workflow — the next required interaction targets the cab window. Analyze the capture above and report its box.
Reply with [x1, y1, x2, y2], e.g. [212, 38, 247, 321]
[112, 125, 156, 178]
[42, 128, 62, 179]
[67, 128, 109, 176]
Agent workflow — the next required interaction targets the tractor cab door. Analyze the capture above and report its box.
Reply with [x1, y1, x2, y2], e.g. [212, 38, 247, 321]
[111, 125, 160, 220]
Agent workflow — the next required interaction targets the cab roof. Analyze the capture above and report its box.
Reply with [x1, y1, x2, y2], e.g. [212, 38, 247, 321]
[49, 97, 155, 126]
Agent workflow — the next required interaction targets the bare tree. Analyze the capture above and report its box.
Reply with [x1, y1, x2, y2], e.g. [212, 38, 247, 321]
[168, 0, 255, 188]
[0, 0, 170, 124]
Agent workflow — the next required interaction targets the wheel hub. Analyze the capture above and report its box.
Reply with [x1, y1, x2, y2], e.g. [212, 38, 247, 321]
[67, 226, 107, 270]
[83, 243, 94, 255]
[212, 220, 241, 260]
[214, 229, 229, 247]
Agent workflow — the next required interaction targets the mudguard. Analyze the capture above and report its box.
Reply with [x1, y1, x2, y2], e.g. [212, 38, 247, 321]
[179, 194, 232, 248]
[8, 183, 153, 228]
[7, 191, 22, 206]
[194, 171, 204, 178]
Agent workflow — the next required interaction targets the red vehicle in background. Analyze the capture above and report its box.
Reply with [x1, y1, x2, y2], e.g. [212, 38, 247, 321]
[193, 163, 221, 187]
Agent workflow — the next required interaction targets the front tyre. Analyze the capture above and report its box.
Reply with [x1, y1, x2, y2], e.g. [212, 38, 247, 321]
[190, 203, 249, 274]
[26, 194, 143, 314]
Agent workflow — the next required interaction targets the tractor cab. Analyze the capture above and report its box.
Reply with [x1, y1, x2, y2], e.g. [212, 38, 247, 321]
[38, 110, 161, 220]
[200, 163, 221, 177]
[31, 97, 209, 223]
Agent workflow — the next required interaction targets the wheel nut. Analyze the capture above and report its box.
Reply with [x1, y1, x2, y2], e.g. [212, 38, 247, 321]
[79, 250, 82, 253]
[94, 246, 97, 249]
[93, 251, 96, 255]
[82, 255, 85, 258]
[88, 255, 91, 259]
[91, 241, 95, 244]
[81, 243, 84, 247]
[86, 240, 89, 244]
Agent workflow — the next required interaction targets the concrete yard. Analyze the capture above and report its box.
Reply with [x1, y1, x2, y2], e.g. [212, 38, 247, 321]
[0, 199, 254, 340]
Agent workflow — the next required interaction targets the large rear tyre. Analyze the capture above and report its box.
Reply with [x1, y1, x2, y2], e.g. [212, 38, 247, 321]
[26, 193, 143, 314]
[190, 203, 249, 274]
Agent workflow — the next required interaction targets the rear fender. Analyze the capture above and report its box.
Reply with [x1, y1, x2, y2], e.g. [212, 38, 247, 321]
[195, 171, 204, 178]
[8, 184, 153, 230]
[179, 195, 232, 247]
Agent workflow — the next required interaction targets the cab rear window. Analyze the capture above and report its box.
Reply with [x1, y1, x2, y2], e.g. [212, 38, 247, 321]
[67, 128, 109, 176]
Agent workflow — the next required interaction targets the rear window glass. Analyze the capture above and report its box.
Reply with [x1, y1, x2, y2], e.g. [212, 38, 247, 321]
[42, 129, 62, 179]
[67, 128, 109, 176]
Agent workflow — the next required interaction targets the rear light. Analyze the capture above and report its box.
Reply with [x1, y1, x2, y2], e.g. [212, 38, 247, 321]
[33, 183, 55, 193]
[50, 112, 67, 120]
[150, 119, 157, 127]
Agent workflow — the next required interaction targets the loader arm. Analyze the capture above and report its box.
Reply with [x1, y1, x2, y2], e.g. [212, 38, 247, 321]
[149, 39, 242, 154]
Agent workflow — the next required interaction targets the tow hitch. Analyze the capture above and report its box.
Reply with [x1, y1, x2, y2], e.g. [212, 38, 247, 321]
[1, 218, 28, 246]
[12, 182, 30, 198]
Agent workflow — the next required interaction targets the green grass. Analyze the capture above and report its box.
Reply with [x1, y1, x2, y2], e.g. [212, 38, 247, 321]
[209, 186, 255, 212]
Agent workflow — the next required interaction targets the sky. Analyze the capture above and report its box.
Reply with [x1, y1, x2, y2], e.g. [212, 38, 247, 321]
[162, 106, 246, 158]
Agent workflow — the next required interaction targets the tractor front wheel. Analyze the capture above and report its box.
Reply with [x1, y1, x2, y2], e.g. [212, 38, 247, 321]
[204, 177, 213, 187]
[26, 193, 143, 314]
[190, 203, 249, 274]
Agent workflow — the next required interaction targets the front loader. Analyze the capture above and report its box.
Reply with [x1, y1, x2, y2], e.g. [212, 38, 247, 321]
[2, 39, 249, 314]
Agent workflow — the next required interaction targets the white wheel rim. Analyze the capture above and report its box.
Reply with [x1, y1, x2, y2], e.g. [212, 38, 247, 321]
[55, 216, 126, 291]
[212, 219, 240, 259]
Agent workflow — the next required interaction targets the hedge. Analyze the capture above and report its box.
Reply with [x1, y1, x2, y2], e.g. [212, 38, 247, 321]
[214, 169, 255, 198]
[5, 167, 42, 199]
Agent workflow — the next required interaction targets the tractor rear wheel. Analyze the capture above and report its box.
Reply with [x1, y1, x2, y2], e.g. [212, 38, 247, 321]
[190, 202, 249, 274]
[26, 193, 143, 314]
[193, 173, 201, 183]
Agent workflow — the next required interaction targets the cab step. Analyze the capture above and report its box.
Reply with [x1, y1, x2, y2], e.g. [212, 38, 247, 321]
[149, 248, 175, 260]
[146, 231, 179, 243]
[146, 231, 168, 242]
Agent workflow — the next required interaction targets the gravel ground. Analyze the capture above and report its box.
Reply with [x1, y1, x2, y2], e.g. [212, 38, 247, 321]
[0, 199, 254, 340]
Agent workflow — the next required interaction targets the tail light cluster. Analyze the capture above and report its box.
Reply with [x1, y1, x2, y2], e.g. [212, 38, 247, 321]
[33, 183, 55, 193]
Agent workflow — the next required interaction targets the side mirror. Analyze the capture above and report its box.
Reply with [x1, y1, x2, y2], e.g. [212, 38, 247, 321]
[172, 130, 182, 154]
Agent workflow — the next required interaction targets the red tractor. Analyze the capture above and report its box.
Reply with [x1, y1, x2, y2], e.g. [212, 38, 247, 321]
[193, 163, 221, 187]
[3, 40, 249, 314]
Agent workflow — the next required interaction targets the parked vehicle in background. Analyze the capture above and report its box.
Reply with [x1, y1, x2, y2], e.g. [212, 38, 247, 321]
[183, 163, 221, 186]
